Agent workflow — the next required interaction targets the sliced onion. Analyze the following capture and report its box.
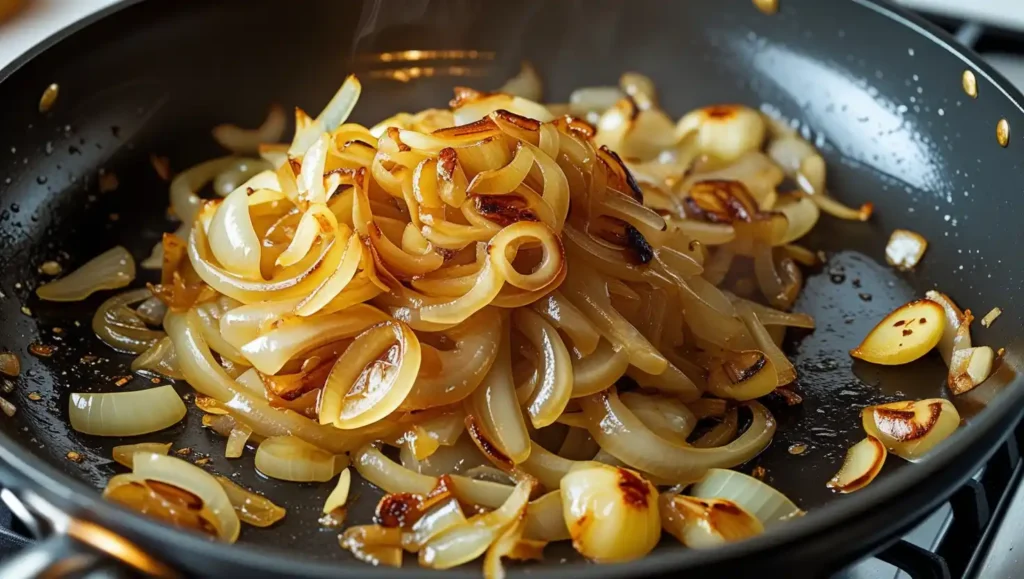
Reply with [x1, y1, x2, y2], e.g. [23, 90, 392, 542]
[419, 478, 533, 570]
[524, 491, 570, 542]
[319, 320, 421, 430]
[561, 463, 660, 563]
[36, 246, 135, 302]
[207, 185, 262, 280]
[774, 193, 819, 244]
[254, 435, 346, 482]
[117, 451, 240, 542]
[827, 436, 887, 493]
[339, 525, 403, 568]
[112, 442, 172, 468]
[402, 497, 468, 553]
[93, 289, 165, 354]
[70, 386, 186, 437]
[498, 61, 542, 102]
[513, 308, 572, 428]
[239, 304, 389, 374]
[166, 309, 378, 453]
[213, 104, 287, 155]
[225, 424, 253, 458]
[925, 291, 971, 365]
[688, 468, 802, 526]
[354, 444, 513, 510]
[323, 468, 352, 514]
[862, 398, 960, 461]
[131, 337, 183, 380]
[291, 75, 362, 155]
[659, 493, 763, 548]
[579, 389, 776, 483]
[215, 475, 286, 527]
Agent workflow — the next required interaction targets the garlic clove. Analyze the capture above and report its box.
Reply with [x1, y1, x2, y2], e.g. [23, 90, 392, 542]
[827, 436, 886, 493]
[850, 299, 945, 365]
[948, 346, 994, 395]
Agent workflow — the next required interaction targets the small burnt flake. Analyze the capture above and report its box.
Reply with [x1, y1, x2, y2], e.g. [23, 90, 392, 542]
[625, 225, 654, 264]
[893, 320, 906, 327]
[858, 293, 872, 302]
[902, 329, 913, 336]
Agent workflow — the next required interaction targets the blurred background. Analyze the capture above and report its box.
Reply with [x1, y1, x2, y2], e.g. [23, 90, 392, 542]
[5, 0, 1021, 89]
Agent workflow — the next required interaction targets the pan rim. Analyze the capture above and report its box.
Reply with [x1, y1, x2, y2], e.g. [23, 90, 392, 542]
[1, 0, 1023, 576]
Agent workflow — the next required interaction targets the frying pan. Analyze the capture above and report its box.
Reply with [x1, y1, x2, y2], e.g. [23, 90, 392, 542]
[1, 0, 1023, 576]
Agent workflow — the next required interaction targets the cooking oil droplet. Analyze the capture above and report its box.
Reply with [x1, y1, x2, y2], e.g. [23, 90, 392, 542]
[44, 142, 53, 155]
[962, 70, 977, 98]
[752, 0, 778, 14]
[997, 118, 1010, 147]
[36, 176, 47, 185]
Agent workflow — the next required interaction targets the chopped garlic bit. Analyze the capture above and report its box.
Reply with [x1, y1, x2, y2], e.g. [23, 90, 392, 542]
[981, 307, 1002, 328]
[885, 229, 927, 271]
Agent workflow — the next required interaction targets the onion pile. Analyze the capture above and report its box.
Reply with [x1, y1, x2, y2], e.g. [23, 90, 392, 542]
[42, 66, 957, 575]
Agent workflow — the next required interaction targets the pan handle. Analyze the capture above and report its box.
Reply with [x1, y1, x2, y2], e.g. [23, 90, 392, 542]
[0, 488, 177, 578]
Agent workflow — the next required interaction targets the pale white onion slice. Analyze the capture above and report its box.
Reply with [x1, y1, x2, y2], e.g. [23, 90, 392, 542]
[129, 451, 241, 542]
[112, 442, 172, 468]
[69, 386, 186, 437]
[579, 390, 776, 482]
[213, 104, 287, 155]
[36, 246, 135, 302]
[498, 61, 542, 102]
[323, 468, 352, 514]
[568, 86, 624, 120]
[254, 435, 347, 482]
[688, 468, 802, 526]
[524, 491, 570, 542]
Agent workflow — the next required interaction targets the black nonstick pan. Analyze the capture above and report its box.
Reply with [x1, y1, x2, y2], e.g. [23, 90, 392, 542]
[1, 0, 1023, 577]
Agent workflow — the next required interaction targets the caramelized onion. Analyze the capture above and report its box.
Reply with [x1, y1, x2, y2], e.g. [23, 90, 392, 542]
[70, 386, 186, 437]
[37, 246, 135, 302]
[254, 435, 346, 482]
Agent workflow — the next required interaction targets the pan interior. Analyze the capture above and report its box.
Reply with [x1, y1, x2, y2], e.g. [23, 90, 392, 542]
[0, 0, 1021, 570]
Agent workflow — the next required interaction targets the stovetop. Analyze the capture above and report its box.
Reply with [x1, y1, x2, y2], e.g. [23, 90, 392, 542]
[2, 3, 1024, 579]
